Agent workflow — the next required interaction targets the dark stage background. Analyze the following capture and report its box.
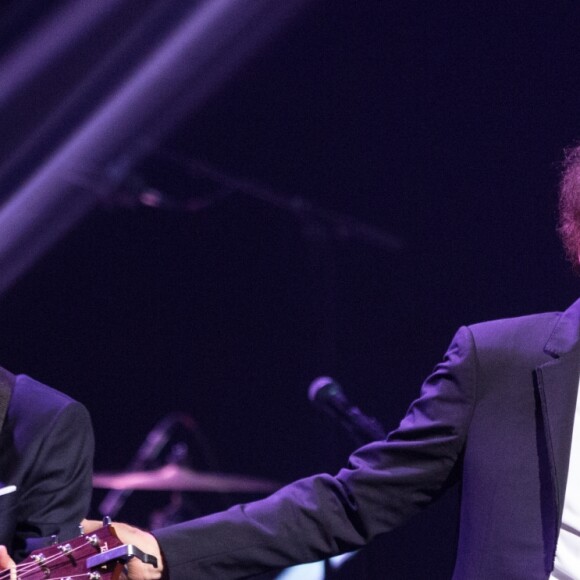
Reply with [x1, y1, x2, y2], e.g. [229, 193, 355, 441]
[1, 1, 580, 578]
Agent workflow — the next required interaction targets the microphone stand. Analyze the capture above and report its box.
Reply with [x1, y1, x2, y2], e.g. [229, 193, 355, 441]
[99, 412, 194, 519]
[108, 150, 404, 253]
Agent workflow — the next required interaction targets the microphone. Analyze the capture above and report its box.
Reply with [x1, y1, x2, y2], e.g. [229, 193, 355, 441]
[132, 412, 195, 468]
[308, 376, 386, 445]
[99, 412, 195, 518]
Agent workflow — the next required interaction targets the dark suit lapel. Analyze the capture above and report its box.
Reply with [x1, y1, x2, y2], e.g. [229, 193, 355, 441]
[536, 351, 580, 519]
[0, 367, 14, 435]
[536, 297, 580, 532]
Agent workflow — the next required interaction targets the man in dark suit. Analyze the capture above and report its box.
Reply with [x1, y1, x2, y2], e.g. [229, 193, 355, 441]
[77, 147, 580, 579]
[94, 304, 577, 579]
[0, 366, 94, 561]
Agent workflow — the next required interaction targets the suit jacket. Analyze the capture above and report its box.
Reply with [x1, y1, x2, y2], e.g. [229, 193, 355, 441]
[0, 372, 94, 561]
[154, 298, 580, 579]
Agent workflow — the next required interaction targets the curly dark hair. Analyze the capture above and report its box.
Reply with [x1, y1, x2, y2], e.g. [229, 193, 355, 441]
[559, 144, 580, 273]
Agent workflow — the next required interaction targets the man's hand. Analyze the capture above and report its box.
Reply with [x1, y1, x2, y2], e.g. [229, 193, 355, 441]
[0, 545, 16, 579]
[82, 519, 164, 580]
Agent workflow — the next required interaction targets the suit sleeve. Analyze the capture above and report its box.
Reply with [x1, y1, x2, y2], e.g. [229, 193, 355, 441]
[153, 326, 479, 579]
[13, 400, 94, 558]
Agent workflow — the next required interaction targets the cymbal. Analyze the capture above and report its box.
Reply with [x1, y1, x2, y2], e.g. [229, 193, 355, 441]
[93, 464, 281, 493]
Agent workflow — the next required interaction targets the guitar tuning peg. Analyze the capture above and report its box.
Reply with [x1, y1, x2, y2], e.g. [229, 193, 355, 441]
[50, 534, 59, 545]
[78, 523, 84, 536]
[102, 515, 112, 526]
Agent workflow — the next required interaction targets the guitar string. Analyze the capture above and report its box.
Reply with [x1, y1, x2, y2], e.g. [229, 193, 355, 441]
[0, 536, 113, 580]
[0, 541, 96, 579]
[0, 540, 90, 578]
[11, 573, 103, 580]
[0, 562, 113, 580]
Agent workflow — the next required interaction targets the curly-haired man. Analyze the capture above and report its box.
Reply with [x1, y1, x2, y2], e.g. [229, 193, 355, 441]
[21, 147, 580, 579]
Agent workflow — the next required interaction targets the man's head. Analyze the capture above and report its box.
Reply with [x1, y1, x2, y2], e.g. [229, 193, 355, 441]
[559, 144, 580, 273]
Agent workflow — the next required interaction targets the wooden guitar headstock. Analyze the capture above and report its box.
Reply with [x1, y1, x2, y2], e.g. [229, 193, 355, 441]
[11, 524, 157, 579]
